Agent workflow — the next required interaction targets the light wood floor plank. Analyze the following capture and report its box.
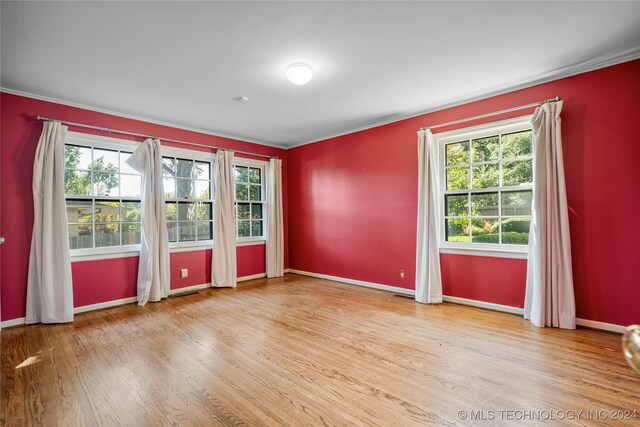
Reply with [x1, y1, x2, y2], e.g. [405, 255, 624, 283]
[2, 274, 639, 426]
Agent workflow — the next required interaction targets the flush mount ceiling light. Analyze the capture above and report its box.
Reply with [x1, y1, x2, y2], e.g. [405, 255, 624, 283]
[286, 62, 313, 85]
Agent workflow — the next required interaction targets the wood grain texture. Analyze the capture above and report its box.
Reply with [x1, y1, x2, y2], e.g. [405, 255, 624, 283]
[2, 273, 639, 426]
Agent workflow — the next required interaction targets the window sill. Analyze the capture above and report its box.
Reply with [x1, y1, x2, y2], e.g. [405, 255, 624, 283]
[71, 240, 267, 261]
[439, 246, 528, 259]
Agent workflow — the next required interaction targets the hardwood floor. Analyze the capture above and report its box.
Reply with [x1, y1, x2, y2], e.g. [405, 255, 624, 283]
[2, 274, 639, 426]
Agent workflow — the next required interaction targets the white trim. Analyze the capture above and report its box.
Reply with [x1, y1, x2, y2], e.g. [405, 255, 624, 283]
[0, 87, 287, 149]
[74, 297, 138, 314]
[169, 282, 211, 295]
[442, 295, 524, 315]
[439, 247, 528, 259]
[575, 318, 628, 334]
[237, 240, 266, 247]
[287, 269, 415, 296]
[72, 250, 140, 262]
[0, 317, 28, 328]
[238, 273, 267, 282]
[286, 48, 640, 148]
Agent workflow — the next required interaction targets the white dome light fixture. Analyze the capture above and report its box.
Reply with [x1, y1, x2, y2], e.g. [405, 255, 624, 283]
[286, 62, 313, 85]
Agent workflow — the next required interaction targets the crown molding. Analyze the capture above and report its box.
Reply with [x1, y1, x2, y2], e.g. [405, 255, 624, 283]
[287, 47, 640, 149]
[0, 87, 288, 150]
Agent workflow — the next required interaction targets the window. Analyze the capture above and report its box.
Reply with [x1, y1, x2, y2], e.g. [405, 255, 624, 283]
[162, 156, 214, 243]
[440, 119, 533, 249]
[233, 161, 265, 240]
[64, 141, 142, 251]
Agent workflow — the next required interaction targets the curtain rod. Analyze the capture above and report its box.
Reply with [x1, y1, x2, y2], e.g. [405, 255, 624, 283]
[35, 115, 278, 159]
[420, 96, 560, 131]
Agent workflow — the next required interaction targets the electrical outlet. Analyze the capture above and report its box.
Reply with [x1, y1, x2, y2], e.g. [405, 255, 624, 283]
[181, 268, 188, 278]
[400, 269, 405, 279]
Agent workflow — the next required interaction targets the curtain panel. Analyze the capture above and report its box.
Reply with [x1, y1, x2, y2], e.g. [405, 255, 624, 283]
[26, 121, 74, 324]
[524, 100, 576, 329]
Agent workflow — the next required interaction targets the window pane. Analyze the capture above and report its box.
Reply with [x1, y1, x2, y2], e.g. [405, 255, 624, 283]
[237, 203, 250, 219]
[95, 223, 120, 247]
[119, 152, 138, 175]
[471, 218, 499, 243]
[163, 177, 176, 198]
[92, 149, 119, 170]
[445, 218, 469, 242]
[93, 172, 119, 196]
[178, 221, 196, 241]
[65, 145, 92, 170]
[236, 183, 249, 201]
[472, 136, 499, 162]
[176, 178, 194, 199]
[64, 170, 91, 195]
[502, 131, 532, 159]
[165, 202, 177, 220]
[197, 221, 212, 240]
[122, 223, 141, 245]
[502, 160, 532, 186]
[194, 180, 210, 199]
[237, 220, 250, 237]
[446, 167, 470, 190]
[121, 174, 141, 198]
[68, 224, 93, 249]
[501, 218, 531, 245]
[446, 141, 469, 166]
[95, 200, 120, 222]
[249, 168, 261, 184]
[251, 203, 262, 220]
[197, 202, 212, 221]
[176, 159, 194, 178]
[251, 220, 263, 237]
[194, 161, 210, 180]
[178, 202, 196, 221]
[66, 199, 93, 223]
[250, 185, 261, 201]
[502, 191, 532, 216]
[162, 158, 176, 177]
[471, 193, 499, 216]
[234, 166, 249, 183]
[472, 164, 499, 188]
[122, 202, 141, 222]
[167, 221, 177, 242]
[445, 194, 467, 217]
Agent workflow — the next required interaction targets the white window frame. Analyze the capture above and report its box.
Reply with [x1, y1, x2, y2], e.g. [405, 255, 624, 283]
[161, 145, 216, 251]
[65, 132, 142, 261]
[233, 157, 267, 244]
[436, 116, 533, 259]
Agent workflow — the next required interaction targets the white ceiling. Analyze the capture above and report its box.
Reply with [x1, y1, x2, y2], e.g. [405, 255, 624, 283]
[2, 1, 639, 147]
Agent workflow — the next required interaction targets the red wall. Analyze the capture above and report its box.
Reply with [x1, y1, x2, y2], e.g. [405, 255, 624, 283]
[288, 60, 640, 326]
[0, 93, 288, 321]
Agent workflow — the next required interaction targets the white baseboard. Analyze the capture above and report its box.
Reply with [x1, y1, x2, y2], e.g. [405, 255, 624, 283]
[442, 295, 524, 315]
[238, 273, 266, 282]
[287, 269, 414, 296]
[575, 318, 627, 334]
[285, 270, 628, 333]
[1, 317, 27, 328]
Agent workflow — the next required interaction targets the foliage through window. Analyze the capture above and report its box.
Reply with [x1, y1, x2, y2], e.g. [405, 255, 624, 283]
[64, 144, 142, 250]
[162, 157, 213, 243]
[234, 164, 264, 239]
[443, 127, 533, 246]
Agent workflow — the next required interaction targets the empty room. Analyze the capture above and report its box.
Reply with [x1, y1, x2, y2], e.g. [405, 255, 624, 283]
[1, 1, 640, 426]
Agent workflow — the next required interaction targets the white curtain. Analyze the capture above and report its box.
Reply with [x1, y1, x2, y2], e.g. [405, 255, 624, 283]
[524, 100, 576, 329]
[266, 158, 284, 278]
[26, 121, 74, 324]
[415, 129, 443, 304]
[126, 138, 170, 306]
[212, 150, 237, 287]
